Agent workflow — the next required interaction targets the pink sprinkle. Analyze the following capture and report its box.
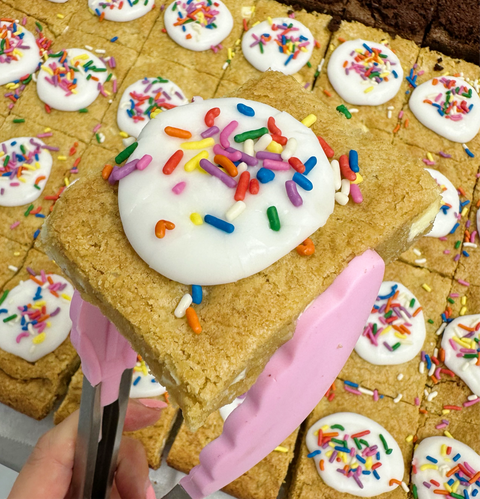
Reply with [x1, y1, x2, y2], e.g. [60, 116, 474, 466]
[450, 293, 460, 298]
[172, 182, 186, 195]
[220, 120, 238, 149]
[93, 123, 102, 133]
[398, 110, 404, 119]
[463, 397, 480, 407]
[454, 254, 461, 261]
[415, 397, 420, 406]
[373, 389, 379, 402]
[10, 221, 20, 229]
[37, 132, 53, 138]
[344, 385, 362, 396]
[22, 17, 27, 25]
[458, 279, 470, 286]
[16, 332, 29, 343]
[443, 250, 451, 254]
[350, 183, 363, 204]
[476, 173, 480, 178]
[435, 422, 448, 429]
[439, 236, 448, 241]
[471, 231, 477, 243]
[136, 154, 152, 171]
[263, 159, 290, 171]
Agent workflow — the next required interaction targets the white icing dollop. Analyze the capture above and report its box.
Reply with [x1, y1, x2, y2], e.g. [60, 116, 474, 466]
[441, 314, 480, 396]
[117, 77, 188, 139]
[409, 77, 480, 143]
[306, 412, 404, 497]
[130, 357, 167, 398]
[37, 48, 108, 111]
[0, 137, 52, 207]
[0, 22, 41, 86]
[164, 0, 233, 52]
[241, 18, 314, 76]
[412, 436, 480, 499]
[219, 395, 246, 421]
[47, 0, 69, 3]
[425, 169, 459, 238]
[88, 0, 155, 22]
[118, 97, 335, 286]
[327, 39, 403, 106]
[355, 281, 426, 365]
[0, 275, 73, 363]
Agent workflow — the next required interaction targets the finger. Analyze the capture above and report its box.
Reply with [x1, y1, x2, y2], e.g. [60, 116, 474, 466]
[124, 399, 166, 432]
[8, 411, 79, 499]
[115, 436, 150, 499]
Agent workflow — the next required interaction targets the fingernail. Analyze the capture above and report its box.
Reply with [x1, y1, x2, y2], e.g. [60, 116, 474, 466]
[146, 482, 156, 499]
[138, 398, 167, 410]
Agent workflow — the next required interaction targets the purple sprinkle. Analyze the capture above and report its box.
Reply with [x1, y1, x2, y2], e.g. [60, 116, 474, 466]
[199, 159, 237, 188]
[109, 159, 139, 184]
[256, 151, 282, 161]
[50, 307, 61, 317]
[285, 180, 303, 207]
[226, 147, 258, 166]
[201, 126, 220, 138]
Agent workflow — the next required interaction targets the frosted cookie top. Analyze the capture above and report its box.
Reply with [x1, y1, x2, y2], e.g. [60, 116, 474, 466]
[0, 273, 73, 363]
[412, 436, 480, 499]
[441, 314, 480, 396]
[88, 0, 155, 22]
[0, 21, 41, 86]
[425, 169, 459, 238]
[116, 97, 335, 285]
[355, 281, 426, 365]
[37, 48, 108, 111]
[306, 412, 404, 497]
[130, 355, 167, 398]
[0, 137, 52, 207]
[164, 0, 233, 52]
[327, 39, 403, 106]
[241, 18, 314, 76]
[117, 77, 188, 139]
[409, 77, 480, 143]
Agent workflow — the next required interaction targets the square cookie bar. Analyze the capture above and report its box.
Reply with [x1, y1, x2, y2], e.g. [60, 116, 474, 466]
[219, 0, 332, 92]
[74, 144, 115, 178]
[288, 378, 420, 499]
[0, 248, 79, 419]
[312, 20, 419, 134]
[55, 366, 178, 469]
[99, 55, 221, 153]
[168, 411, 299, 499]
[339, 260, 452, 405]
[0, 114, 86, 246]
[14, 29, 137, 144]
[0, 236, 30, 291]
[41, 71, 441, 430]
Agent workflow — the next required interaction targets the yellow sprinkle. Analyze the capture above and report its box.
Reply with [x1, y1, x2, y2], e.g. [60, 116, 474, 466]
[72, 54, 89, 62]
[61, 293, 72, 301]
[235, 38, 241, 46]
[88, 7, 95, 14]
[420, 464, 438, 471]
[19, 177, 26, 183]
[34, 300, 46, 307]
[427, 152, 434, 161]
[444, 430, 454, 438]
[365, 456, 373, 470]
[461, 207, 469, 217]
[267, 16, 273, 25]
[184, 151, 209, 172]
[119, 131, 129, 138]
[190, 213, 203, 225]
[394, 332, 407, 339]
[328, 441, 335, 448]
[325, 450, 333, 458]
[228, 48, 233, 61]
[461, 296, 467, 305]
[64, 178, 70, 187]
[35, 161, 41, 170]
[181, 138, 214, 150]
[44, 128, 51, 133]
[405, 435, 414, 442]
[340, 452, 348, 463]
[452, 480, 460, 493]
[452, 336, 471, 348]
[57, 155, 67, 161]
[151, 109, 162, 119]
[301, 114, 317, 127]
[364, 86, 374, 93]
[422, 283, 432, 292]
[252, 21, 260, 26]
[41, 65, 54, 76]
[266, 141, 282, 154]
[380, 325, 392, 336]
[444, 482, 452, 493]
[379, 72, 389, 78]
[441, 444, 447, 456]
[442, 409, 450, 415]
[274, 446, 288, 453]
[57, 13, 65, 19]
[32, 332, 46, 344]
[300, 46, 308, 52]
[460, 306, 467, 316]
[13, 252, 20, 256]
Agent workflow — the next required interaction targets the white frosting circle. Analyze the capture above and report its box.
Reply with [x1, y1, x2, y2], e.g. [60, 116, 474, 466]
[327, 39, 403, 106]
[412, 436, 480, 499]
[0, 22, 41, 86]
[0, 275, 73, 363]
[409, 77, 480, 143]
[425, 169, 459, 238]
[441, 314, 480, 396]
[118, 97, 335, 286]
[241, 18, 314, 76]
[0, 137, 52, 207]
[219, 395, 245, 421]
[37, 48, 108, 111]
[88, 0, 155, 22]
[117, 77, 188, 139]
[306, 412, 404, 497]
[130, 357, 167, 398]
[164, 0, 233, 52]
[355, 281, 426, 365]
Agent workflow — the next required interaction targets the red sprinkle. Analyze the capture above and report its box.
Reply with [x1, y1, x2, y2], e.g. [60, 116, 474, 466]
[249, 178, 259, 195]
[205, 107, 220, 127]
[317, 136, 334, 158]
[267, 116, 282, 135]
[288, 157, 306, 173]
[234, 171, 250, 201]
[339, 154, 356, 180]
[163, 150, 184, 175]
[271, 133, 287, 145]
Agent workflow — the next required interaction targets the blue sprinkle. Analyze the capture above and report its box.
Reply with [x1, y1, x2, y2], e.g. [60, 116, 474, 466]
[192, 285, 203, 305]
[362, 470, 371, 475]
[33, 229, 40, 240]
[465, 490, 470, 499]
[349, 150, 359, 172]
[285, 54, 294, 66]
[453, 453, 461, 462]
[425, 354, 432, 370]
[373, 470, 380, 480]
[204, 214, 234, 233]
[95, 8, 101, 16]
[257, 168, 275, 183]
[35, 214, 46, 218]
[406, 76, 417, 88]
[151, 378, 157, 383]
[344, 380, 359, 388]
[378, 284, 398, 300]
[447, 478, 455, 486]
[237, 103, 255, 117]
[356, 454, 366, 464]
[472, 489, 477, 497]
[379, 394, 384, 398]
[292, 172, 313, 191]
[133, 376, 141, 386]
[303, 156, 317, 175]
[426, 456, 438, 463]
[392, 70, 398, 78]
[376, 451, 380, 460]
[460, 200, 471, 208]
[110, 36, 118, 43]
[307, 450, 321, 458]
[450, 222, 460, 234]
[463, 250, 470, 257]
[465, 147, 475, 158]
[363, 43, 372, 53]
[0, 309, 7, 314]
[334, 446, 350, 453]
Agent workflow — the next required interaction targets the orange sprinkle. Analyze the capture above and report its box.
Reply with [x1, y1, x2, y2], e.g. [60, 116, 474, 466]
[214, 154, 238, 177]
[419, 408, 428, 414]
[296, 238, 315, 256]
[459, 324, 475, 332]
[458, 187, 467, 197]
[155, 219, 175, 238]
[431, 375, 439, 384]
[30, 275, 44, 286]
[319, 460, 325, 471]
[337, 37, 346, 43]
[439, 348, 445, 362]
[99, 11, 105, 21]
[393, 124, 400, 133]
[102, 164, 113, 180]
[469, 471, 480, 484]
[446, 465, 460, 477]
[413, 307, 423, 317]
[164, 126, 192, 139]
[404, 119, 409, 128]
[323, 89, 332, 97]
[389, 479, 402, 486]
[433, 491, 450, 495]
[186, 307, 202, 334]
[476, 199, 480, 208]
[186, 33, 192, 39]
[50, 290, 59, 298]
[164, 391, 169, 404]
[47, 276, 54, 285]
[432, 78, 438, 85]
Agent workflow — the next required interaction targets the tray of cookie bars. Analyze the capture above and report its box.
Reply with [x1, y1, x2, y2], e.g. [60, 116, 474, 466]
[0, 0, 479, 497]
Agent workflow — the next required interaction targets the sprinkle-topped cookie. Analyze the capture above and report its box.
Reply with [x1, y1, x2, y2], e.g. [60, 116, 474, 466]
[306, 412, 404, 497]
[164, 0, 234, 52]
[425, 169, 460, 239]
[88, 0, 155, 22]
[409, 76, 480, 143]
[355, 281, 426, 365]
[112, 97, 335, 285]
[327, 39, 403, 106]
[0, 137, 52, 207]
[130, 355, 167, 398]
[441, 314, 480, 396]
[0, 21, 41, 86]
[0, 272, 73, 363]
[412, 436, 480, 499]
[37, 48, 109, 112]
[241, 18, 314, 76]
[117, 77, 188, 139]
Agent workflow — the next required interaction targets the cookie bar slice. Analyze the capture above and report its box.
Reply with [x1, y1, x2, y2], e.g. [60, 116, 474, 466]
[42, 71, 441, 430]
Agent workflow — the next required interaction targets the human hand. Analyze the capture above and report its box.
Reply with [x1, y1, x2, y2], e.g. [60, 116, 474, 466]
[8, 398, 166, 499]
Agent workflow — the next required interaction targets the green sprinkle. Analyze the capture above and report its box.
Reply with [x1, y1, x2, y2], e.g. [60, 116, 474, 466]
[34, 184, 41, 190]
[427, 319, 434, 324]
[96, 133, 101, 143]
[172, 2, 177, 10]
[412, 484, 418, 499]
[3, 314, 17, 323]
[35, 21, 43, 31]
[24, 204, 34, 217]
[392, 342, 401, 350]
[455, 240, 461, 249]
[20, 144, 27, 155]
[91, 67, 107, 72]
[234, 127, 269, 143]
[330, 424, 345, 431]
[306, 61, 312, 68]
[359, 439, 369, 448]
[49, 51, 64, 58]
[464, 354, 479, 359]
[86, 74, 92, 81]
[13, 118, 25, 124]
[409, 298, 415, 308]
[267, 206, 280, 231]
[384, 310, 393, 319]
[3, 155, 9, 167]
[259, 41, 264, 54]
[331, 438, 346, 445]
[115, 141, 138, 164]
[353, 437, 362, 450]
[372, 323, 378, 335]
[106, 72, 113, 82]
[0, 290, 9, 306]
[450, 494, 465, 499]
[314, 70, 319, 78]
[336, 105, 351, 119]
[79, 108, 89, 113]
[447, 297, 455, 304]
